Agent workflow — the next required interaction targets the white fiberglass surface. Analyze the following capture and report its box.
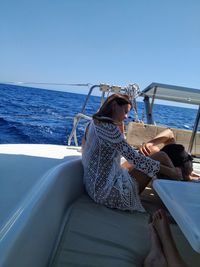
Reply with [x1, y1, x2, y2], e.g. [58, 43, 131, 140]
[0, 144, 81, 230]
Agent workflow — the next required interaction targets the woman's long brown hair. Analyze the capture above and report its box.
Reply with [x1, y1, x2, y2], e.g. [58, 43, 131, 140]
[93, 93, 132, 122]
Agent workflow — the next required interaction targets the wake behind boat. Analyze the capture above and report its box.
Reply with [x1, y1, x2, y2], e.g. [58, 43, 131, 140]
[0, 82, 200, 267]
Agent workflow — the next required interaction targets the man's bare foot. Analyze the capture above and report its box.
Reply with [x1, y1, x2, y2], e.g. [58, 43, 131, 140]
[143, 223, 167, 267]
[152, 209, 188, 267]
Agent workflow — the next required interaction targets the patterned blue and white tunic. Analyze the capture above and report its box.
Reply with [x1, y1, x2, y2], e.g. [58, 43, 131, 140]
[82, 121, 160, 212]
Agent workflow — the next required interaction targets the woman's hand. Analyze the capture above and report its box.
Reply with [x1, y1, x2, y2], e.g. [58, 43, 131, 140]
[139, 143, 152, 156]
[139, 142, 160, 156]
[188, 172, 200, 182]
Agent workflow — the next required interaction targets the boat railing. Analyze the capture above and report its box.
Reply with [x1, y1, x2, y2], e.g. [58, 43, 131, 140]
[67, 83, 140, 146]
[69, 113, 92, 146]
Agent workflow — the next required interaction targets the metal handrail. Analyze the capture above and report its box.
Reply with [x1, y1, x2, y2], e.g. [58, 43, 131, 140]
[188, 105, 200, 154]
[68, 84, 99, 146]
[68, 113, 92, 146]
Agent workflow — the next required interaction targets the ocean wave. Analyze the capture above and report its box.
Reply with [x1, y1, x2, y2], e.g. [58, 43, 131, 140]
[0, 120, 31, 143]
[0, 116, 9, 125]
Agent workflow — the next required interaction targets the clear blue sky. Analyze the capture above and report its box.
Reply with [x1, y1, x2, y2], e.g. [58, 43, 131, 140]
[1, 0, 200, 95]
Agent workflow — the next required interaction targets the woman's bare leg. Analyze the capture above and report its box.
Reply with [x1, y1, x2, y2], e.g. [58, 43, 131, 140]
[153, 209, 188, 267]
[140, 128, 175, 156]
[129, 151, 176, 193]
[143, 223, 167, 267]
[129, 168, 151, 193]
[152, 128, 175, 145]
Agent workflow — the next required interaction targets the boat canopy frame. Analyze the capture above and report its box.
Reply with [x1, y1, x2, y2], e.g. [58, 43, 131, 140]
[141, 82, 200, 105]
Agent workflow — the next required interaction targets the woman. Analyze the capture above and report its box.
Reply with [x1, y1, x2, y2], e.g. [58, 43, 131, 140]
[139, 129, 198, 181]
[82, 93, 181, 212]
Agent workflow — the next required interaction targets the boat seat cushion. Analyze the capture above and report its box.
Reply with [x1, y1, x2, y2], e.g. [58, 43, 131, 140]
[50, 193, 200, 267]
[50, 194, 149, 267]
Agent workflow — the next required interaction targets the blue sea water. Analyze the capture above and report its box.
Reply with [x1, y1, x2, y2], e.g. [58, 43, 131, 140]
[0, 83, 198, 145]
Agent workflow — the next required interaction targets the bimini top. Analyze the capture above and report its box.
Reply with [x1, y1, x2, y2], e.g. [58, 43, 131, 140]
[140, 82, 200, 106]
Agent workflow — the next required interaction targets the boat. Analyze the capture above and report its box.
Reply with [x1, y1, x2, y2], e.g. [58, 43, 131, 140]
[0, 83, 200, 267]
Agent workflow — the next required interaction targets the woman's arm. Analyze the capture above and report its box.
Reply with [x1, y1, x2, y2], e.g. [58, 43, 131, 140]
[94, 122, 160, 179]
[159, 165, 183, 180]
[113, 137, 160, 179]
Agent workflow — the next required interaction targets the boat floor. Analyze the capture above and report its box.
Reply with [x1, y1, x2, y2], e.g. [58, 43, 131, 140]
[49, 192, 200, 267]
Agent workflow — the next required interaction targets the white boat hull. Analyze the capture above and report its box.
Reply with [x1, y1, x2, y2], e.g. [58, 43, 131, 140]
[0, 144, 82, 267]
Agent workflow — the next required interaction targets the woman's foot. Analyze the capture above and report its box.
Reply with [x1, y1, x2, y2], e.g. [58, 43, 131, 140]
[152, 209, 188, 267]
[144, 223, 167, 267]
